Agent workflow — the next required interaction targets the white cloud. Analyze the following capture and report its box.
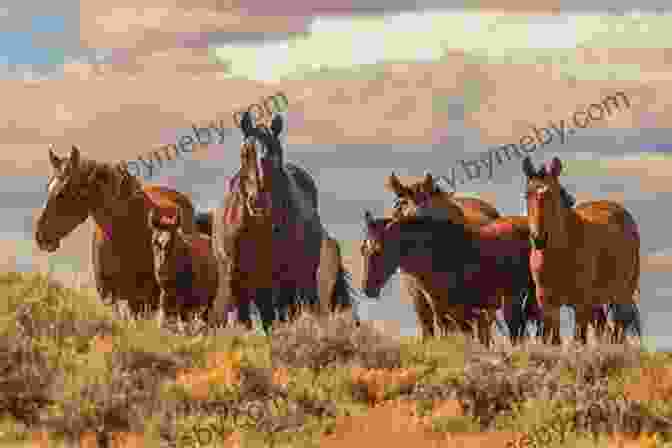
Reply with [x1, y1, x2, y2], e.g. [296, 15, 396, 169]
[213, 9, 672, 82]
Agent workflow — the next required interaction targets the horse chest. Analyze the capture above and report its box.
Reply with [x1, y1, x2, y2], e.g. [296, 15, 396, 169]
[533, 247, 593, 289]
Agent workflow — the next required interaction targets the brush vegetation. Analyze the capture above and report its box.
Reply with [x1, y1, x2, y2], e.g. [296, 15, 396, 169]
[0, 271, 670, 447]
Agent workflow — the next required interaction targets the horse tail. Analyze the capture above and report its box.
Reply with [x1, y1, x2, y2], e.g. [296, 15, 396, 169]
[617, 207, 642, 338]
[628, 247, 642, 337]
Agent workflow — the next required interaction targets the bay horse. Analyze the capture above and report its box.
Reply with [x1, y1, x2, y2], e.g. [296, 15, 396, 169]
[35, 145, 198, 315]
[209, 111, 356, 332]
[384, 171, 536, 344]
[522, 156, 641, 345]
[196, 209, 355, 323]
[148, 207, 218, 323]
[360, 211, 534, 348]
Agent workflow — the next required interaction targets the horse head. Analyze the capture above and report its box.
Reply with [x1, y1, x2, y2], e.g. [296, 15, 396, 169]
[360, 210, 402, 298]
[235, 110, 286, 216]
[521, 156, 570, 251]
[385, 171, 462, 222]
[35, 145, 130, 252]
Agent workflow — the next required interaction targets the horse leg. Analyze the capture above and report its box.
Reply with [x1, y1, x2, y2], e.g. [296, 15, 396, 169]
[478, 307, 496, 348]
[446, 304, 473, 340]
[541, 304, 561, 345]
[237, 297, 254, 331]
[209, 259, 237, 327]
[129, 275, 161, 317]
[574, 303, 594, 345]
[276, 286, 299, 323]
[503, 291, 526, 345]
[592, 304, 608, 342]
[255, 288, 276, 335]
[318, 236, 339, 316]
[413, 289, 436, 340]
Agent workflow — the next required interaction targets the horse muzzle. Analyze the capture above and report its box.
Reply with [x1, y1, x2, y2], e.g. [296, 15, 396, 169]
[35, 230, 60, 252]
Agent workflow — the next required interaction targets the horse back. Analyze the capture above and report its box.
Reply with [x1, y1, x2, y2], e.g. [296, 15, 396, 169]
[478, 215, 530, 241]
[574, 200, 639, 243]
[454, 197, 501, 222]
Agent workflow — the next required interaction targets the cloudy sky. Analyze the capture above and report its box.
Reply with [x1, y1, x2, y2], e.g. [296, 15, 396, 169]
[2, 0, 672, 348]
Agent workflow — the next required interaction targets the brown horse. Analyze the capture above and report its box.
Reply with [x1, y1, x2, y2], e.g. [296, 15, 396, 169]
[361, 211, 534, 348]
[209, 111, 356, 332]
[522, 156, 640, 345]
[148, 207, 218, 322]
[35, 145, 198, 314]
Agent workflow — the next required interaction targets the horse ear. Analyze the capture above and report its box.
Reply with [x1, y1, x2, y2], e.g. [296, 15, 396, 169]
[422, 171, 434, 191]
[240, 111, 254, 137]
[385, 172, 406, 196]
[175, 207, 183, 229]
[270, 113, 283, 139]
[48, 145, 61, 168]
[69, 145, 80, 170]
[548, 157, 562, 177]
[364, 210, 374, 227]
[522, 157, 535, 178]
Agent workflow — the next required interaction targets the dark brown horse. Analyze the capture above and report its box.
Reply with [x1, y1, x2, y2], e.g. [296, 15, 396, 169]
[383, 171, 538, 344]
[34, 145, 198, 315]
[209, 111, 356, 333]
[522, 156, 640, 345]
[361, 211, 534, 348]
[148, 207, 218, 322]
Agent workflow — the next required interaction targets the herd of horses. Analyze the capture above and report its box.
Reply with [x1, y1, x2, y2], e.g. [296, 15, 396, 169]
[34, 110, 642, 346]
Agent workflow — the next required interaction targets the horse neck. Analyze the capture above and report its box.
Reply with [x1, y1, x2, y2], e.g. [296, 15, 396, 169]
[88, 166, 148, 242]
[396, 220, 455, 273]
[547, 194, 572, 250]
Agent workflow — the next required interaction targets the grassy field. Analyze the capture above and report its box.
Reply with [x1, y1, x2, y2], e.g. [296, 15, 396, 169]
[0, 271, 670, 448]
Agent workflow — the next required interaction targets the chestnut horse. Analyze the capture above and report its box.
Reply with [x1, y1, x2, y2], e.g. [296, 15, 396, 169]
[148, 207, 218, 322]
[522, 156, 641, 345]
[210, 111, 356, 333]
[384, 171, 536, 344]
[35, 145, 198, 315]
[361, 211, 534, 348]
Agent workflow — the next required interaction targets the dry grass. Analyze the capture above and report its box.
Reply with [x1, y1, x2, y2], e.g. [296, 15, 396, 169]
[0, 271, 669, 448]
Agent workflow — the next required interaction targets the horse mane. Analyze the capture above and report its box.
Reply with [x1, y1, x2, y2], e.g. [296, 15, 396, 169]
[75, 157, 141, 200]
[559, 186, 576, 208]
